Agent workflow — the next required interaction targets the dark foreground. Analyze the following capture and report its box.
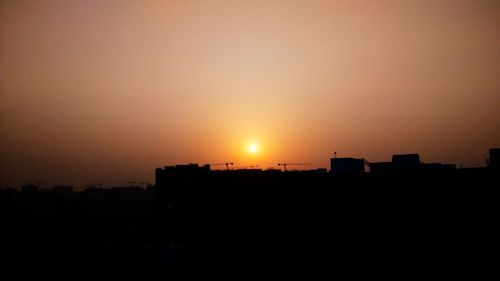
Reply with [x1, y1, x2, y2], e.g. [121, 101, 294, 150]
[1, 168, 496, 280]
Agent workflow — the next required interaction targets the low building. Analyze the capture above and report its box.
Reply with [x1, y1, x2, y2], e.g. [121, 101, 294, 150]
[392, 154, 420, 170]
[155, 164, 210, 187]
[330, 157, 365, 174]
[369, 162, 393, 173]
[421, 163, 456, 171]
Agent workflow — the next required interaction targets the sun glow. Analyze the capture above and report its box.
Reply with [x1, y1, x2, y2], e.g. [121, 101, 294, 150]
[248, 143, 259, 154]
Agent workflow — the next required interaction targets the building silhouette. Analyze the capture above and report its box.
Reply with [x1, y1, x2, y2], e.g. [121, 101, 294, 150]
[392, 153, 421, 170]
[155, 163, 210, 186]
[369, 153, 457, 173]
[1, 147, 498, 280]
[490, 148, 500, 168]
[330, 157, 365, 174]
[369, 161, 393, 173]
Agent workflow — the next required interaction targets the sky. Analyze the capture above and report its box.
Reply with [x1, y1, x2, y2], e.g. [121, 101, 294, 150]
[1, 0, 499, 187]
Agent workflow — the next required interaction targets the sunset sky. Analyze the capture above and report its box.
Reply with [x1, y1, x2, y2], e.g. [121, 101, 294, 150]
[1, 0, 499, 187]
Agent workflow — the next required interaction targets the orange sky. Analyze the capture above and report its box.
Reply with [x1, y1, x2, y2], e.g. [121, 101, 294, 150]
[1, 0, 499, 187]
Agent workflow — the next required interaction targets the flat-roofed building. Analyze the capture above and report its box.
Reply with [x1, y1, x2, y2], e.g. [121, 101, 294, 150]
[392, 154, 420, 170]
[331, 157, 365, 174]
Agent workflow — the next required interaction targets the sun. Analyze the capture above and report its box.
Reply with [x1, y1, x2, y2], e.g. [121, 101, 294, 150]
[248, 143, 259, 154]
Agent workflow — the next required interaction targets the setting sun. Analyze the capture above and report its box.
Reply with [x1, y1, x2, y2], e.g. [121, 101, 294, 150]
[248, 144, 259, 154]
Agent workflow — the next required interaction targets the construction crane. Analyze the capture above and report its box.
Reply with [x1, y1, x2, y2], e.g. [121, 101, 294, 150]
[210, 162, 234, 171]
[277, 163, 311, 172]
[236, 165, 259, 169]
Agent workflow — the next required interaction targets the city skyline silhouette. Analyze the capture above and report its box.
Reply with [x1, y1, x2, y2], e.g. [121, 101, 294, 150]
[4, 148, 498, 189]
[2, 148, 498, 280]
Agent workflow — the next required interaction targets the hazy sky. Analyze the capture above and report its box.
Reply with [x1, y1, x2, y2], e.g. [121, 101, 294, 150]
[1, 0, 499, 187]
